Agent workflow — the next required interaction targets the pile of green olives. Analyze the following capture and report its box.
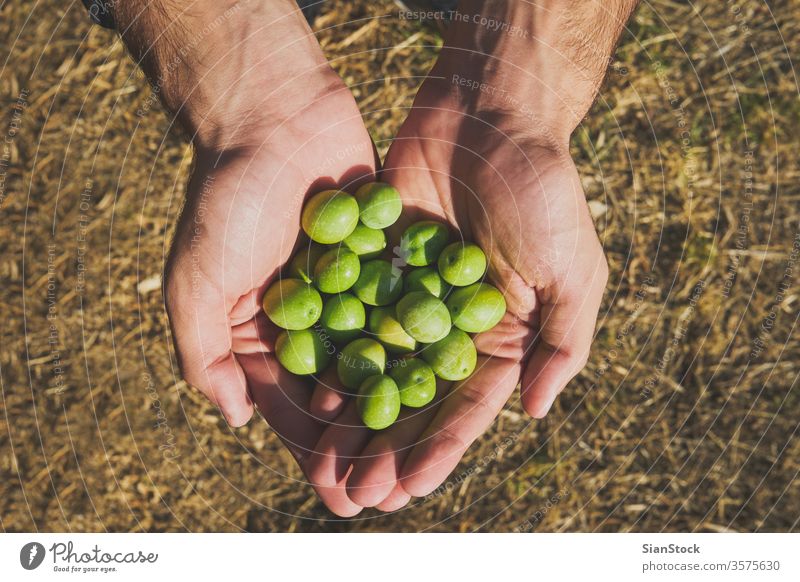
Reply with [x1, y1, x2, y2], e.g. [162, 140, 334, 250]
[262, 183, 506, 430]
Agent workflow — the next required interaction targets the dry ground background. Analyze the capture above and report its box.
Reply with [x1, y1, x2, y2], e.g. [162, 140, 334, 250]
[1, 0, 799, 532]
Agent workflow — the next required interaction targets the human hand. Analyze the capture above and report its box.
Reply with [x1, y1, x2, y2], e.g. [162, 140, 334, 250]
[165, 78, 375, 441]
[116, 2, 376, 474]
[375, 82, 608, 498]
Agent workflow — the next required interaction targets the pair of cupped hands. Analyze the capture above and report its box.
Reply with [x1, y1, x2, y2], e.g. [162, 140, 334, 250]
[162, 32, 608, 517]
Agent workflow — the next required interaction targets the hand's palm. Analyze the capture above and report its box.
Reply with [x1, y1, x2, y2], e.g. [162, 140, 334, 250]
[165, 87, 376, 476]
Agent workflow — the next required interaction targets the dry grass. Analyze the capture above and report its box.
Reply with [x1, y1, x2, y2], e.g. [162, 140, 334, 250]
[1, 0, 799, 532]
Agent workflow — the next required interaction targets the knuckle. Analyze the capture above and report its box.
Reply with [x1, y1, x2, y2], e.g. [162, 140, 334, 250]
[454, 383, 492, 418]
[429, 425, 468, 456]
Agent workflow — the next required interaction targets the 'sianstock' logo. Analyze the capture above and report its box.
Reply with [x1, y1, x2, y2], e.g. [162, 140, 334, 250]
[20, 542, 46, 570]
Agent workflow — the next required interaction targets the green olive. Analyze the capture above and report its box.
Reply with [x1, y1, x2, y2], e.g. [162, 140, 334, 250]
[421, 328, 477, 381]
[399, 221, 450, 267]
[354, 182, 402, 229]
[396, 291, 452, 343]
[446, 283, 506, 333]
[275, 329, 331, 375]
[389, 359, 436, 408]
[314, 247, 361, 294]
[357, 375, 401, 430]
[288, 242, 326, 284]
[301, 190, 359, 244]
[405, 266, 450, 299]
[351, 260, 403, 306]
[343, 223, 387, 260]
[437, 242, 487, 286]
[320, 293, 366, 344]
[262, 278, 322, 330]
[369, 305, 417, 353]
[337, 337, 386, 391]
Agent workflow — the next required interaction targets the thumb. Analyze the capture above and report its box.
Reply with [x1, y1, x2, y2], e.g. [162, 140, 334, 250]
[164, 259, 254, 427]
[520, 262, 607, 418]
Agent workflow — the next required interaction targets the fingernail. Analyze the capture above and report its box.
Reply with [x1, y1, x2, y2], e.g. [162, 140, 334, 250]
[223, 408, 251, 428]
[534, 393, 557, 418]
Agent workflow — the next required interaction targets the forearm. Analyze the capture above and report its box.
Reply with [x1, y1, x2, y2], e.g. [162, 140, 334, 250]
[112, 0, 336, 150]
[436, 0, 639, 143]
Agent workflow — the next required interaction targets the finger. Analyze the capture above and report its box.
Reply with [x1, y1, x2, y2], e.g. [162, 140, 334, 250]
[231, 310, 277, 355]
[400, 356, 520, 497]
[239, 353, 323, 464]
[309, 367, 350, 423]
[305, 401, 371, 517]
[346, 393, 442, 507]
[374, 483, 412, 512]
[165, 277, 254, 427]
[520, 267, 607, 418]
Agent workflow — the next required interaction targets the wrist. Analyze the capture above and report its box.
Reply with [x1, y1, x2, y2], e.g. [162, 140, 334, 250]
[432, 0, 635, 142]
[428, 53, 574, 151]
[116, 0, 337, 151]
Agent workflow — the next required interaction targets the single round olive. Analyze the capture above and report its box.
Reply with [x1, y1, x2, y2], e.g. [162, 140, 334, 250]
[446, 283, 506, 333]
[288, 242, 326, 284]
[351, 259, 403, 306]
[301, 190, 359, 244]
[437, 242, 487, 286]
[357, 375, 401, 430]
[389, 359, 436, 408]
[405, 266, 450, 299]
[396, 291, 452, 343]
[399, 221, 450, 266]
[275, 329, 330, 375]
[337, 337, 386, 391]
[354, 182, 402, 229]
[320, 293, 366, 344]
[262, 278, 322, 330]
[343, 223, 387, 260]
[314, 247, 361, 294]
[421, 328, 477, 381]
[369, 305, 417, 353]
